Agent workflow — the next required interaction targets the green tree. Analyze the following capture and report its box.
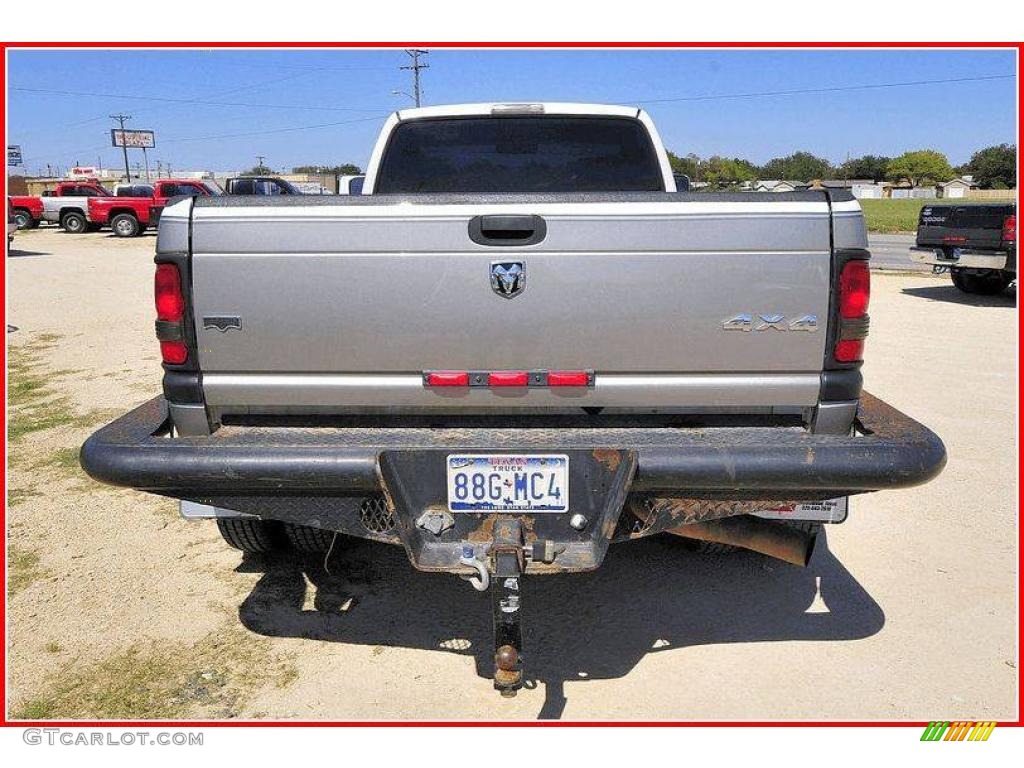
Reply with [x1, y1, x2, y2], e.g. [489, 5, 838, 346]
[292, 164, 362, 175]
[839, 155, 891, 182]
[247, 164, 271, 175]
[703, 156, 757, 188]
[886, 150, 954, 187]
[666, 151, 700, 180]
[960, 144, 1016, 189]
[759, 152, 833, 182]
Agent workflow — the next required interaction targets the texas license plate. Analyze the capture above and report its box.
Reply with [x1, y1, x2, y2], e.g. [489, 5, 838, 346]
[446, 454, 569, 513]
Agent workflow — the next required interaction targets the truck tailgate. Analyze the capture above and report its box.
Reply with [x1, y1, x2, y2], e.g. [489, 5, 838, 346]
[188, 195, 836, 413]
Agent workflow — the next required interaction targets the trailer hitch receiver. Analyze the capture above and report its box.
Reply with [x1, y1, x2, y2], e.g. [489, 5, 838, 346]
[491, 518, 525, 696]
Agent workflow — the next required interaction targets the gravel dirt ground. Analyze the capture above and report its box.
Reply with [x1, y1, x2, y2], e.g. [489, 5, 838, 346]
[5, 226, 1018, 721]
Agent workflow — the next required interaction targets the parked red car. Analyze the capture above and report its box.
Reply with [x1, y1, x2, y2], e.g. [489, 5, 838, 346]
[9, 195, 44, 229]
[87, 179, 221, 237]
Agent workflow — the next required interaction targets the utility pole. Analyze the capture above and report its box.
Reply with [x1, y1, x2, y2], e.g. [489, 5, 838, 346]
[110, 113, 132, 180]
[256, 155, 266, 173]
[400, 49, 429, 107]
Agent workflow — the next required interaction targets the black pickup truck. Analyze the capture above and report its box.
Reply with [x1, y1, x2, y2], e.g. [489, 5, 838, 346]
[910, 203, 1016, 295]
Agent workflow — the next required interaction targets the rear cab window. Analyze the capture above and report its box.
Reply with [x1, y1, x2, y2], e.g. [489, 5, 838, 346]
[947, 206, 1011, 230]
[375, 116, 665, 193]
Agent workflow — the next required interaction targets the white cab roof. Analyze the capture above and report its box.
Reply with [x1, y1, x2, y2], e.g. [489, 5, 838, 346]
[394, 102, 641, 121]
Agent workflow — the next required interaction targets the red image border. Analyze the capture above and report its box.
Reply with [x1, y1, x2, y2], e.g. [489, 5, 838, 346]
[1, 39, 1021, 728]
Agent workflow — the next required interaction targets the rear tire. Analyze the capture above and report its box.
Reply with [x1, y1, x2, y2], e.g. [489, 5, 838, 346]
[283, 523, 338, 554]
[60, 211, 87, 234]
[951, 268, 1011, 295]
[216, 518, 282, 553]
[110, 213, 140, 238]
[13, 209, 33, 230]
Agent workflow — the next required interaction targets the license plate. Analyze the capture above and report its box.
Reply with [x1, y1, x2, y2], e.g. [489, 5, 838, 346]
[446, 454, 569, 513]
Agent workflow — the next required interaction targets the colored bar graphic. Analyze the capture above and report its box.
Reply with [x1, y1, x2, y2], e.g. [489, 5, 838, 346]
[921, 721, 996, 741]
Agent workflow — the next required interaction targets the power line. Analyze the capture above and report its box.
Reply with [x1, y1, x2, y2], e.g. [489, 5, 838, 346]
[159, 114, 388, 144]
[13, 86, 391, 113]
[110, 113, 132, 181]
[628, 73, 1014, 105]
[400, 49, 429, 108]
[15, 114, 390, 166]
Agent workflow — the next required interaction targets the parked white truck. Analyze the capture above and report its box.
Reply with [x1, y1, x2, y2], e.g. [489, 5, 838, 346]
[82, 103, 945, 695]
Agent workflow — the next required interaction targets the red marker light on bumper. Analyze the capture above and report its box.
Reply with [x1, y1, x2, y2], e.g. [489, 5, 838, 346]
[426, 371, 469, 387]
[548, 371, 589, 387]
[488, 371, 528, 387]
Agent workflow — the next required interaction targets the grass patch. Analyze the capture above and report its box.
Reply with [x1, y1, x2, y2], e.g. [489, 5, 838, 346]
[33, 446, 81, 475]
[10, 627, 297, 720]
[6, 487, 41, 506]
[8, 545, 47, 597]
[7, 334, 77, 442]
[14, 700, 54, 720]
[44, 642, 62, 654]
[859, 198, 940, 233]
[7, 334, 116, 445]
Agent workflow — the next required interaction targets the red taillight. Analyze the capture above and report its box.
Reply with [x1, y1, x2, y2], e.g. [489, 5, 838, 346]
[548, 371, 589, 387]
[426, 371, 469, 387]
[488, 371, 528, 387]
[838, 260, 870, 319]
[155, 263, 184, 321]
[1003, 215, 1016, 244]
[835, 259, 870, 363]
[834, 339, 864, 363]
[160, 340, 188, 365]
[155, 263, 187, 364]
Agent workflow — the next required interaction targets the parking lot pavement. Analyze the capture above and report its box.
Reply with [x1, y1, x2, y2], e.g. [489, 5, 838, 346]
[5, 227, 1017, 721]
[867, 232, 931, 272]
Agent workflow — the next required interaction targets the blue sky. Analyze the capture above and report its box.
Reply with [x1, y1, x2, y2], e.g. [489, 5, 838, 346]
[6, 48, 1017, 175]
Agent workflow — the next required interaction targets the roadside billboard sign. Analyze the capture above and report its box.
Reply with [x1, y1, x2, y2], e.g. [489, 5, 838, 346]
[8, 145, 23, 165]
[110, 129, 156, 149]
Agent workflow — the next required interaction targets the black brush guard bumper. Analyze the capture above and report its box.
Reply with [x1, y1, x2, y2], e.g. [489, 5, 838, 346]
[82, 392, 945, 573]
[82, 392, 944, 695]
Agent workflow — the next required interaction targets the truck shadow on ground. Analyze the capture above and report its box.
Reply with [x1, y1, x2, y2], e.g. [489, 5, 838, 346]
[901, 283, 1016, 307]
[6, 248, 51, 258]
[237, 530, 883, 720]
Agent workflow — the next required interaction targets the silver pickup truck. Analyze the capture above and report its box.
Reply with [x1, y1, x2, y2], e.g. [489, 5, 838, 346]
[82, 103, 945, 695]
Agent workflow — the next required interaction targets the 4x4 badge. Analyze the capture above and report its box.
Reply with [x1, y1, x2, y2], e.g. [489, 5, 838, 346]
[490, 261, 526, 299]
[722, 313, 818, 332]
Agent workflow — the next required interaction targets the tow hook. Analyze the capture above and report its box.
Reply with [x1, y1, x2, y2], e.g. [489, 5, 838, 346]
[458, 546, 489, 591]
